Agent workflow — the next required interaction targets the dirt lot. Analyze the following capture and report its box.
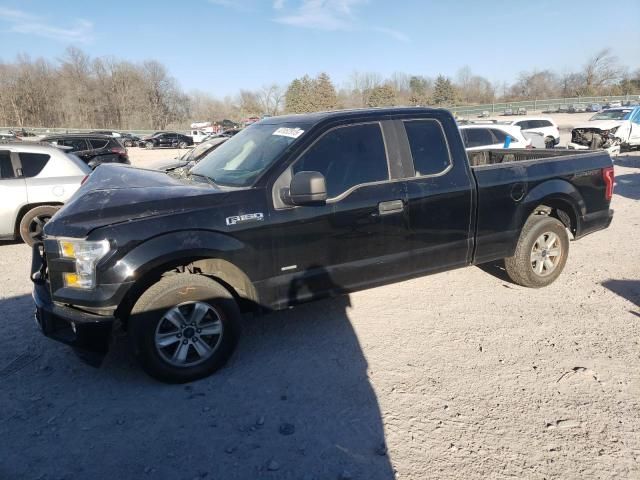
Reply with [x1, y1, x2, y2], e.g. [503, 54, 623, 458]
[0, 138, 639, 479]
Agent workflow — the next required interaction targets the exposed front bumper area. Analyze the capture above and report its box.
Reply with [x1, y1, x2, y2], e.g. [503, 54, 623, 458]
[31, 243, 115, 364]
[568, 142, 621, 156]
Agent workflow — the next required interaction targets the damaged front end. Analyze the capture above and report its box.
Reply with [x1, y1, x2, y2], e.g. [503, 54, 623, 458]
[568, 128, 621, 156]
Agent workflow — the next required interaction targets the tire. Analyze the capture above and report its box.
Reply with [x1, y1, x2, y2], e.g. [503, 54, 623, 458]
[504, 215, 569, 288]
[129, 274, 242, 383]
[145, 141, 154, 149]
[19, 205, 60, 246]
[544, 136, 555, 148]
[178, 141, 188, 149]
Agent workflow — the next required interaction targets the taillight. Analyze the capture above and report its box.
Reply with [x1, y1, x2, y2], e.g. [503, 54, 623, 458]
[81, 175, 89, 185]
[111, 147, 126, 155]
[602, 166, 614, 201]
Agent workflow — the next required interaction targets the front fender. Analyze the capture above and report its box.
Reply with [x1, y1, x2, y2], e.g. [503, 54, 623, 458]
[100, 230, 247, 285]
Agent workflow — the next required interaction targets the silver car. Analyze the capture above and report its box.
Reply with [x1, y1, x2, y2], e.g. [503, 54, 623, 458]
[0, 143, 90, 245]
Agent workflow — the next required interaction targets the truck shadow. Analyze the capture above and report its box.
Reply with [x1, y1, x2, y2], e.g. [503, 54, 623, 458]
[477, 259, 518, 285]
[0, 273, 394, 479]
[601, 279, 640, 312]
[614, 173, 640, 200]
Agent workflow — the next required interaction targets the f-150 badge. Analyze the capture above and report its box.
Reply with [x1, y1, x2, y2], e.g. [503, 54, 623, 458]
[226, 213, 265, 226]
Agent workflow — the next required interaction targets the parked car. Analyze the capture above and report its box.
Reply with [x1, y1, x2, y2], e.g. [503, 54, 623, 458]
[516, 107, 527, 115]
[568, 106, 640, 156]
[568, 104, 586, 113]
[189, 130, 211, 144]
[604, 101, 622, 109]
[89, 131, 141, 147]
[139, 132, 194, 149]
[586, 103, 602, 112]
[41, 134, 129, 168]
[459, 124, 530, 150]
[503, 108, 513, 116]
[623, 100, 639, 107]
[1, 143, 90, 245]
[0, 131, 20, 141]
[32, 107, 614, 382]
[477, 111, 490, 118]
[557, 104, 570, 113]
[155, 137, 229, 172]
[502, 117, 561, 148]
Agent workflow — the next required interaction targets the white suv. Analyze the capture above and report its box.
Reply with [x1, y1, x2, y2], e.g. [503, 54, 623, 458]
[459, 124, 530, 151]
[503, 117, 560, 148]
[0, 143, 90, 245]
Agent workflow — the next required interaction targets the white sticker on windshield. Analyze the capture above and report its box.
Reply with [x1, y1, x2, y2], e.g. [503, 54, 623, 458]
[272, 127, 304, 139]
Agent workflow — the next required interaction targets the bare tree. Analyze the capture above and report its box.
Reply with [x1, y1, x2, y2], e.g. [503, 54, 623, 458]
[582, 48, 623, 94]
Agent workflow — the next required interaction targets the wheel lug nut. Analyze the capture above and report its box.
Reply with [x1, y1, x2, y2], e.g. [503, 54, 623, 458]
[196, 329, 201, 333]
[182, 339, 188, 345]
[177, 333, 182, 338]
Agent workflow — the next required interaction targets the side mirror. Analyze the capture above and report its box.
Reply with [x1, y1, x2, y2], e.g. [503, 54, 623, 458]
[288, 171, 327, 206]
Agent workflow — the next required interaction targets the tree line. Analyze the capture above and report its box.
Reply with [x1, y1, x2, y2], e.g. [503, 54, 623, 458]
[0, 47, 638, 130]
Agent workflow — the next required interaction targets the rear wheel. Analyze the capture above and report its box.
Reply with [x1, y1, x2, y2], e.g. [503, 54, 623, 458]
[544, 136, 555, 148]
[19, 205, 60, 246]
[178, 141, 188, 149]
[504, 215, 569, 288]
[145, 141, 154, 149]
[129, 274, 242, 383]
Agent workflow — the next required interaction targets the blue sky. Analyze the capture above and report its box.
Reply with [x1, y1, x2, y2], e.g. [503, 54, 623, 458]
[1, 0, 639, 96]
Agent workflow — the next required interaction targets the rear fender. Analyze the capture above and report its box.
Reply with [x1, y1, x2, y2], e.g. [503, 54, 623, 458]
[518, 179, 584, 237]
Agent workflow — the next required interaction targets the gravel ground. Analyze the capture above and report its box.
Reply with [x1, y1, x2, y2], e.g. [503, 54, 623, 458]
[0, 143, 638, 479]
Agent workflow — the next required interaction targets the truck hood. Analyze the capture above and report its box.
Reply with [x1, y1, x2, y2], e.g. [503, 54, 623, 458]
[44, 164, 229, 238]
[572, 120, 625, 131]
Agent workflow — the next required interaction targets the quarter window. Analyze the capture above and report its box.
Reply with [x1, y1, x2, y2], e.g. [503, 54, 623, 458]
[403, 120, 451, 176]
[19, 153, 50, 177]
[293, 123, 389, 199]
[89, 138, 109, 149]
[490, 129, 509, 143]
[59, 138, 87, 151]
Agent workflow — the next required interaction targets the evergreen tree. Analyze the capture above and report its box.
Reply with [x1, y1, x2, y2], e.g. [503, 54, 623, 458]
[367, 84, 396, 107]
[313, 72, 337, 111]
[284, 78, 303, 113]
[431, 75, 457, 106]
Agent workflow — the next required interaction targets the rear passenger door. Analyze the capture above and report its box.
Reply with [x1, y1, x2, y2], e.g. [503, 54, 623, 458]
[463, 128, 500, 150]
[401, 119, 475, 272]
[0, 150, 26, 237]
[269, 121, 411, 306]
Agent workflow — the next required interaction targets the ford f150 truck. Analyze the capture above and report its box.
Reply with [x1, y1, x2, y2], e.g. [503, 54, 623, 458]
[31, 108, 615, 383]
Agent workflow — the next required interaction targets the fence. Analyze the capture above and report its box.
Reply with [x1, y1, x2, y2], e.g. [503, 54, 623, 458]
[450, 94, 640, 117]
[3, 94, 640, 135]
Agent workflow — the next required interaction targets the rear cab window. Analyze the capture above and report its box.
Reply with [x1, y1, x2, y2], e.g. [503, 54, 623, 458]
[403, 120, 451, 176]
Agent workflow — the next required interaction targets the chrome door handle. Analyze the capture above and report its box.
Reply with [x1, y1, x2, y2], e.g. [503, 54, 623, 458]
[378, 199, 404, 215]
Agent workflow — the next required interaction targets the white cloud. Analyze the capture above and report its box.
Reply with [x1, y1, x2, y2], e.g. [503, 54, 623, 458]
[0, 7, 93, 43]
[273, 0, 286, 9]
[274, 0, 409, 41]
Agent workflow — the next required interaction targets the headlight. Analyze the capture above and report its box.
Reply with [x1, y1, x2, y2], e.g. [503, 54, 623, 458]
[58, 239, 110, 289]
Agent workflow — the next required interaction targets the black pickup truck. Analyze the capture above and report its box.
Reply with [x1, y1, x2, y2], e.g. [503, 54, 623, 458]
[31, 108, 614, 383]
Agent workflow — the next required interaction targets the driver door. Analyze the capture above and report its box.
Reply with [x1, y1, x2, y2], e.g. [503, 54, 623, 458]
[268, 121, 411, 307]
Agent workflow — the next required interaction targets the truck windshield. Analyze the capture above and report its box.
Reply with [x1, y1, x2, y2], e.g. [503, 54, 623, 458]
[191, 123, 306, 186]
[591, 110, 632, 121]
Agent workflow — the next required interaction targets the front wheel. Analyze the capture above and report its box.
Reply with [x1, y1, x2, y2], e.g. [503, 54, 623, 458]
[129, 274, 242, 383]
[145, 141, 154, 149]
[178, 141, 188, 149]
[504, 215, 569, 288]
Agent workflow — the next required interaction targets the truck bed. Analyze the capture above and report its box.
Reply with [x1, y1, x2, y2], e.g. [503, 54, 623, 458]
[467, 148, 598, 167]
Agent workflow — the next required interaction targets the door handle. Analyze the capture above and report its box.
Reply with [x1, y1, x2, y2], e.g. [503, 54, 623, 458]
[378, 199, 404, 215]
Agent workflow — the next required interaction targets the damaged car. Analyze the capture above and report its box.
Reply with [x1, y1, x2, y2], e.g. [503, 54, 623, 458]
[568, 107, 640, 156]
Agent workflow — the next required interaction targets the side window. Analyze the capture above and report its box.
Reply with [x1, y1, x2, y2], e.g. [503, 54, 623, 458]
[515, 121, 529, 130]
[490, 129, 509, 144]
[61, 138, 87, 151]
[89, 138, 109, 149]
[403, 120, 451, 176]
[464, 128, 494, 148]
[0, 151, 15, 179]
[293, 123, 389, 199]
[19, 153, 50, 177]
[537, 120, 552, 128]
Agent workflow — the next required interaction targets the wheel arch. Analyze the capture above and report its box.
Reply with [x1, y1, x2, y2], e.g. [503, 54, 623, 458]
[520, 179, 584, 237]
[14, 202, 64, 236]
